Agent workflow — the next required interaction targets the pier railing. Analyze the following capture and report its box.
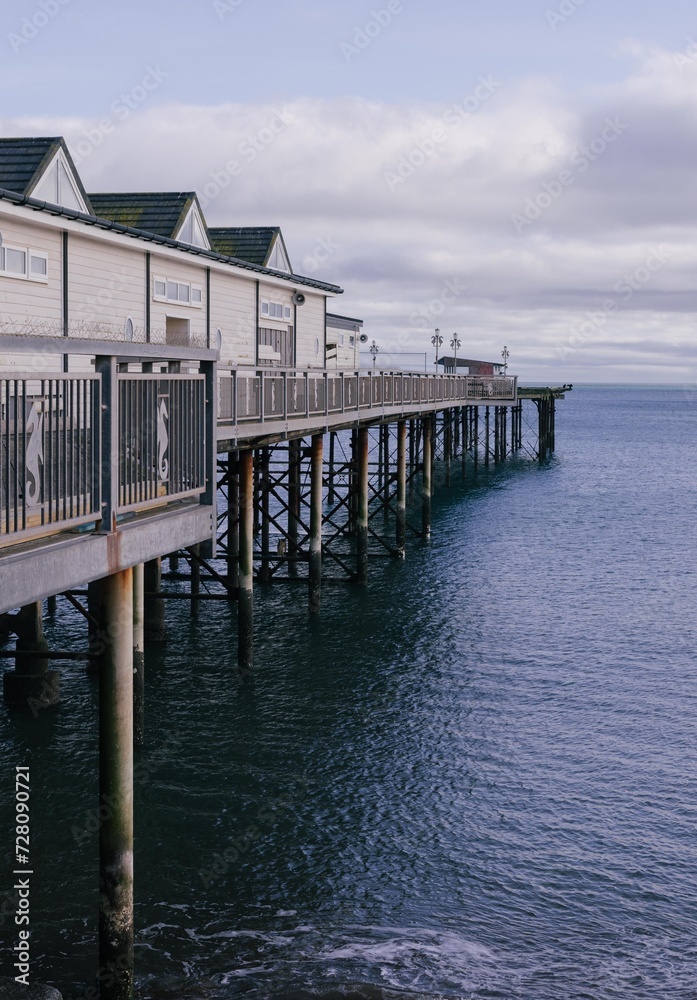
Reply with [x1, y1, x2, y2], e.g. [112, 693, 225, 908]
[1, 348, 215, 549]
[1, 373, 101, 544]
[219, 369, 517, 424]
[117, 373, 206, 513]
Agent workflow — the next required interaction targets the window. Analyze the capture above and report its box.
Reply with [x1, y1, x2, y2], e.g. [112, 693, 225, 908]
[124, 317, 134, 342]
[260, 299, 291, 320]
[0, 242, 48, 283]
[339, 333, 345, 347]
[153, 276, 202, 307]
[30, 254, 48, 277]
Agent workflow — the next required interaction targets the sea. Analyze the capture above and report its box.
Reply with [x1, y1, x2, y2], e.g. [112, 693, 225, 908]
[1, 384, 696, 1000]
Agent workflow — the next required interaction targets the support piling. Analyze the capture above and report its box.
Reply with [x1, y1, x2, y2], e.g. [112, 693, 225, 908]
[98, 568, 134, 1000]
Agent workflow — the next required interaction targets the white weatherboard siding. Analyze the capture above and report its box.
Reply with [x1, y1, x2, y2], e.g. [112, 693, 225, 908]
[211, 270, 256, 367]
[0, 213, 63, 334]
[295, 291, 327, 369]
[69, 234, 146, 342]
[0, 196, 342, 375]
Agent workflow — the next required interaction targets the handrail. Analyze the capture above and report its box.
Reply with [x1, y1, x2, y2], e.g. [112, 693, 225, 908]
[218, 368, 517, 424]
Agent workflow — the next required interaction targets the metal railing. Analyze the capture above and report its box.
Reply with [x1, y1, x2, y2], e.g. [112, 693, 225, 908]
[117, 373, 206, 513]
[218, 369, 517, 425]
[1, 362, 212, 548]
[1, 374, 101, 545]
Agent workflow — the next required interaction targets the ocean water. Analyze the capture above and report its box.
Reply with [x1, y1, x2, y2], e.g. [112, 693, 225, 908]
[2, 385, 697, 999]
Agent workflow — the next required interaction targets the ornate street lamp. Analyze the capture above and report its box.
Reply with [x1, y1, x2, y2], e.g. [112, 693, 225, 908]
[369, 339, 379, 369]
[501, 345, 510, 376]
[431, 328, 443, 370]
[450, 333, 461, 371]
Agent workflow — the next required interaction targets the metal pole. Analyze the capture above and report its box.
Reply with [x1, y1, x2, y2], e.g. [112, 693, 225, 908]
[190, 544, 201, 616]
[382, 422, 390, 512]
[485, 407, 490, 468]
[144, 559, 166, 643]
[259, 448, 270, 585]
[421, 416, 432, 540]
[227, 453, 239, 595]
[99, 568, 134, 1000]
[445, 410, 451, 486]
[357, 426, 369, 582]
[328, 432, 336, 504]
[132, 564, 144, 751]
[238, 449, 254, 675]
[396, 420, 407, 557]
[309, 433, 323, 613]
[288, 439, 301, 575]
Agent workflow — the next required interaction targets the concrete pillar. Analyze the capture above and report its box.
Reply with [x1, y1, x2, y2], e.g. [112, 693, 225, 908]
[3, 602, 59, 708]
[288, 439, 301, 576]
[144, 559, 166, 644]
[98, 568, 134, 1000]
[309, 433, 323, 613]
[357, 426, 370, 583]
[421, 417, 432, 540]
[238, 449, 254, 676]
[227, 453, 239, 595]
[396, 420, 407, 557]
[133, 564, 144, 751]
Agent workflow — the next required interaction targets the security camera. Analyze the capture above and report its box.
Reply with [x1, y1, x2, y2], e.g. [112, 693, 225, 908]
[292, 292, 306, 306]
[359, 333, 368, 343]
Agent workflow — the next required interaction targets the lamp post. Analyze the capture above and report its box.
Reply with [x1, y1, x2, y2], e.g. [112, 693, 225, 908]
[369, 340, 379, 369]
[450, 333, 461, 372]
[501, 345, 510, 376]
[431, 329, 443, 371]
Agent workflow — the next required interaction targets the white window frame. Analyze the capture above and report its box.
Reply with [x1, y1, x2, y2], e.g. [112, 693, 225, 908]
[153, 275, 202, 308]
[260, 299, 291, 321]
[0, 242, 49, 283]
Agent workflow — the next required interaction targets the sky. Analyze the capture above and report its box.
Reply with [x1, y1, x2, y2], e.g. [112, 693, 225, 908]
[2, 0, 697, 382]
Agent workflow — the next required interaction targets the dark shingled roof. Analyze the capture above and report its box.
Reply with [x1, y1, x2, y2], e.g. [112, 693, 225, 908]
[87, 192, 197, 239]
[0, 137, 92, 209]
[208, 227, 280, 267]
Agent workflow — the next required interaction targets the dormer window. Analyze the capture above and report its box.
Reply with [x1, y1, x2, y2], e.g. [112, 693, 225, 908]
[175, 204, 210, 249]
[30, 149, 88, 212]
[266, 236, 291, 273]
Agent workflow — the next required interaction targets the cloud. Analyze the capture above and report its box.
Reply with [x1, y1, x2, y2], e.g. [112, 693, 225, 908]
[3, 44, 697, 382]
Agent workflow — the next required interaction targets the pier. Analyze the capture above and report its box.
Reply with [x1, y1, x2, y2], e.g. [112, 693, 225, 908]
[0, 134, 571, 1000]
